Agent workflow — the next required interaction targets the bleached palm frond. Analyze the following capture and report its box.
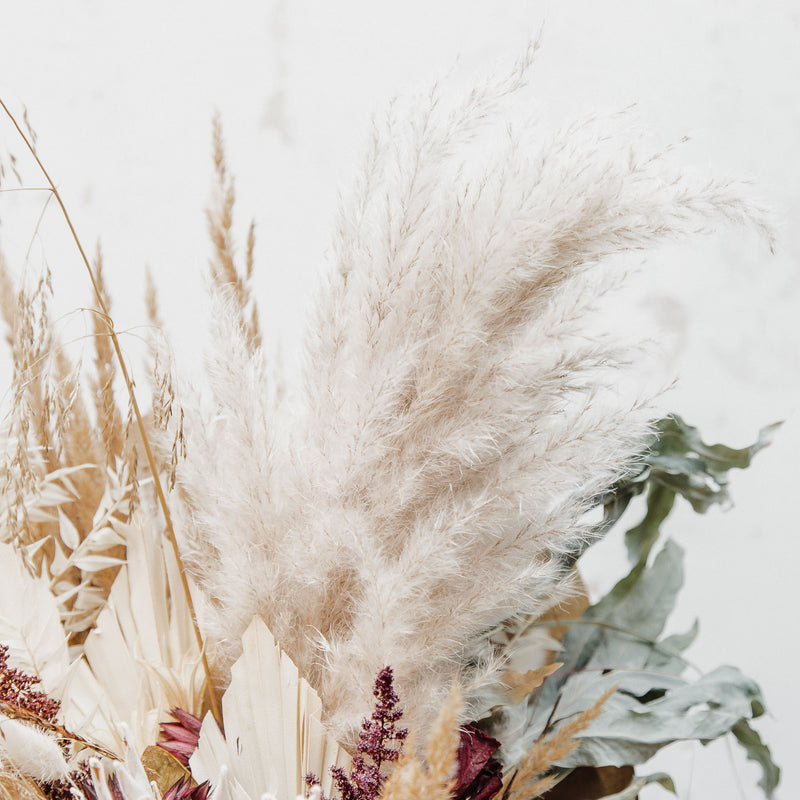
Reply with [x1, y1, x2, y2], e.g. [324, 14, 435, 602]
[0, 541, 69, 689]
[80, 511, 206, 754]
[190, 617, 349, 800]
[0, 539, 123, 757]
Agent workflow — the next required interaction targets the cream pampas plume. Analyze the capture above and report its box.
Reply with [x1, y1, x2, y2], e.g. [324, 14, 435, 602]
[175, 45, 771, 743]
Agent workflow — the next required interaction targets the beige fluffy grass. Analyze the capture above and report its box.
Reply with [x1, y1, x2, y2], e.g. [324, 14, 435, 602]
[172, 46, 771, 745]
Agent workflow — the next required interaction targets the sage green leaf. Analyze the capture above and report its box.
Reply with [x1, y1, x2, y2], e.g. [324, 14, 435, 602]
[732, 719, 780, 799]
[624, 483, 676, 566]
[646, 415, 781, 514]
[505, 541, 686, 756]
[553, 669, 687, 720]
[598, 414, 780, 561]
[557, 666, 764, 768]
[644, 619, 698, 675]
[583, 540, 685, 670]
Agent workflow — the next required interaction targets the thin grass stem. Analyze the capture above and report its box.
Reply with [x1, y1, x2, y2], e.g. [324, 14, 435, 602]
[0, 97, 222, 726]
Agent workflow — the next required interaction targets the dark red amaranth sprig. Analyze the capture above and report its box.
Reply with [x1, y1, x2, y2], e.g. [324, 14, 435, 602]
[159, 707, 203, 766]
[309, 666, 408, 800]
[0, 643, 60, 722]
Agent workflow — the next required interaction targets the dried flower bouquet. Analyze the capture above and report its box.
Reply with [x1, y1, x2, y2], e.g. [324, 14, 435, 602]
[0, 47, 780, 800]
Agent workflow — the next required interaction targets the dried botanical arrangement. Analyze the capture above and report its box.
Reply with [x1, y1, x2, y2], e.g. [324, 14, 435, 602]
[0, 47, 781, 800]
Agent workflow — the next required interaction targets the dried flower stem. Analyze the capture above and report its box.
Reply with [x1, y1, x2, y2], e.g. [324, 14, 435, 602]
[0, 97, 222, 726]
[0, 701, 117, 761]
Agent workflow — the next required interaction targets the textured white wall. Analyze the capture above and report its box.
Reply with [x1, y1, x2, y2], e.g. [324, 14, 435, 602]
[1, 2, 797, 797]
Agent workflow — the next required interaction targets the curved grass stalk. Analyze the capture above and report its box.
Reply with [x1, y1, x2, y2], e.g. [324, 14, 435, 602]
[0, 97, 222, 726]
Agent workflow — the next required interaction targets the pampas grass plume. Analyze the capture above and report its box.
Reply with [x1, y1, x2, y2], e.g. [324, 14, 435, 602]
[173, 47, 772, 743]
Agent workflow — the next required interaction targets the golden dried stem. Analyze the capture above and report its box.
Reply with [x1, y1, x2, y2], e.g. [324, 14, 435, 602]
[0, 97, 222, 726]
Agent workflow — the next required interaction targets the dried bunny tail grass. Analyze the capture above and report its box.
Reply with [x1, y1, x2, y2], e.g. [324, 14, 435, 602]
[380, 686, 462, 800]
[0, 715, 70, 783]
[505, 685, 616, 800]
[207, 114, 261, 353]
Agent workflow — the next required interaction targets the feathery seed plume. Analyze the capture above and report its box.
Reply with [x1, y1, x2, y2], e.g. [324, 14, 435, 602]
[174, 47, 771, 744]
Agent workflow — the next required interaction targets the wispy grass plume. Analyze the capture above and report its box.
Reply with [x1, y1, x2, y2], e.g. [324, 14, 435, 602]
[172, 50, 770, 744]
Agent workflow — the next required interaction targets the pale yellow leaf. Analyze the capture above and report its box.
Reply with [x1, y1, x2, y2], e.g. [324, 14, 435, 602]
[502, 662, 564, 704]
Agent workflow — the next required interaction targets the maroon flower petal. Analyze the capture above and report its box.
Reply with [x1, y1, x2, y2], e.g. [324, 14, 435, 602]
[158, 708, 203, 767]
[163, 776, 212, 800]
[452, 725, 503, 800]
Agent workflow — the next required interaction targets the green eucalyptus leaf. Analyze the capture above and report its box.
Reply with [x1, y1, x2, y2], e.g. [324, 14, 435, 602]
[598, 415, 780, 557]
[583, 540, 684, 670]
[732, 719, 781, 799]
[552, 669, 687, 721]
[556, 665, 763, 768]
[624, 483, 676, 565]
[485, 412, 781, 786]
[646, 415, 781, 514]
[644, 619, 699, 675]
[498, 541, 686, 761]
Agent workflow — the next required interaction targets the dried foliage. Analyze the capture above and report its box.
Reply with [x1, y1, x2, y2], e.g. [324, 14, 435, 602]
[0, 45, 780, 800]
[504, 686, 616, 800]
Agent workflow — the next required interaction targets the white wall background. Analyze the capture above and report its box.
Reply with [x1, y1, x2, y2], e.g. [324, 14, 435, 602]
[1, 2, 798, 798]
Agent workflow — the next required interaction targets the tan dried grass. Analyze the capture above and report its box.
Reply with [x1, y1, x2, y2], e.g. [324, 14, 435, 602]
[505, 685, 616, 800]
[207, 114, 261, 352]
[380, 686, 462, 800]
[89, 245, 123, 467]
[0, 97, 221, 722]
[0, 770, 47, 800]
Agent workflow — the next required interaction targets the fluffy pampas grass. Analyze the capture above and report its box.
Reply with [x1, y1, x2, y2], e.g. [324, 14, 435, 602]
[173, 46, 771, 744]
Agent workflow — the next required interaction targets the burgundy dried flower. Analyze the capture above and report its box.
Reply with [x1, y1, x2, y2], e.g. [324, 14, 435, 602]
[159, 707, 203, 766]
[73, 769, 125, 800]
[312, 666, 408, 800]
[40, 779, 78, 800]
[163, 776, 212, 800]
[0, 643, 61, 722]
[451, 725, 503, 800]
